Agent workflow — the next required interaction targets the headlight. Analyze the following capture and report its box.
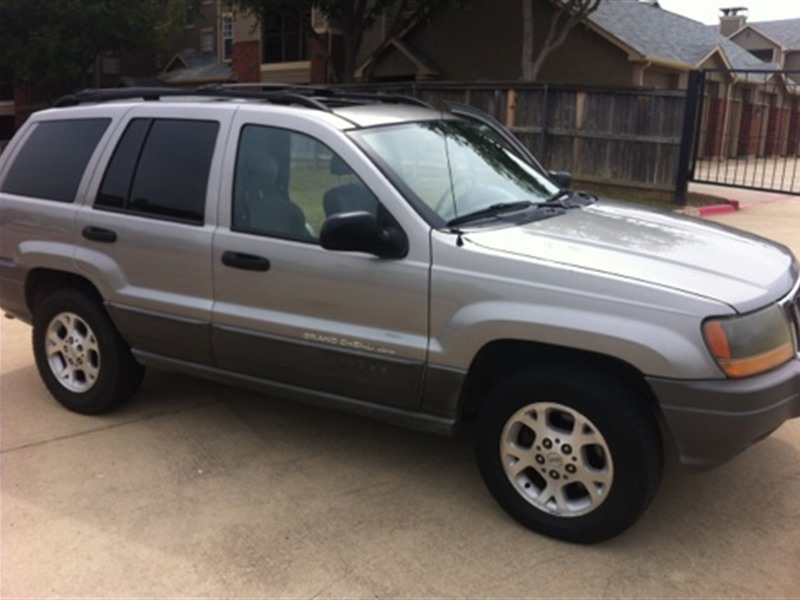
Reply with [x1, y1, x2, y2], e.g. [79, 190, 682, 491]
[703, 305, 795, 378]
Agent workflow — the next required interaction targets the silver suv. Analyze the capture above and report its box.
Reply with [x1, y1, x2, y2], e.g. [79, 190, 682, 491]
[1, 87, 798, 543]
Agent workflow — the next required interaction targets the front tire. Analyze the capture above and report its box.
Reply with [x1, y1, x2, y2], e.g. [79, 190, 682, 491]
[32, 289, 144, 414]
[475, 363, 663, 543]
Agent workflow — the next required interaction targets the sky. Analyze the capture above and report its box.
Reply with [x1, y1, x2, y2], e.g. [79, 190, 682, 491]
[656, 0, 800, 24]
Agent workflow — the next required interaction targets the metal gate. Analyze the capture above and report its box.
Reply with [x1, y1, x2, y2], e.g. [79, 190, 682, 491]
[677, 69, 800, 199]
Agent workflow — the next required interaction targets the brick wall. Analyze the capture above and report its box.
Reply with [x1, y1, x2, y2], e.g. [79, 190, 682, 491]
[232, 40, 261, 83]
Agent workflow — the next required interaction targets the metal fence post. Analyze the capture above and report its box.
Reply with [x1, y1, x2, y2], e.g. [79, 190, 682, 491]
[675, 70, 704, 204]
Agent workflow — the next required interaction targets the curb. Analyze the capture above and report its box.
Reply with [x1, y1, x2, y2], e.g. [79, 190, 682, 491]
[677, 199, 739, 217]
[696, 200, 740, 216]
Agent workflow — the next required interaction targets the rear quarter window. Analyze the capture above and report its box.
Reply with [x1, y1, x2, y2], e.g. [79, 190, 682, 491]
[1, 118, 110, 202]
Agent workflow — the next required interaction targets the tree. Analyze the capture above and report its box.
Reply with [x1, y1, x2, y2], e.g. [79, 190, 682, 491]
[521, 0, 602, 81]
[233, 0, 469, 83]
[0, 0, 189, 102]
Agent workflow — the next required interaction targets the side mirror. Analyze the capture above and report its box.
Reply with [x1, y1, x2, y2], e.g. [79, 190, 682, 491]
[549, 171, 572, 189]
[320, 211, 408, 259]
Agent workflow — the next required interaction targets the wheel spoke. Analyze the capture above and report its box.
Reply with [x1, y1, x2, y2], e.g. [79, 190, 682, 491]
[46, 327, 65, 349]
[585, 474, 612, 504]
[539, 481, 569, 514]
[519, 409, 542, 432]
[570, 414, 602, 445]
[508, 451, 535, 478]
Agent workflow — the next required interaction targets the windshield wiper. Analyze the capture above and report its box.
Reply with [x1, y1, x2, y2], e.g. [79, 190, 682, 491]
[539, 190, 597, 209]
[446, 201, 534, 228]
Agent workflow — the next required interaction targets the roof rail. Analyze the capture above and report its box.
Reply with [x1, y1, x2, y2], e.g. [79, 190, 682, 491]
[54, 85, 430, 111]
[201, 83, 431, 107]
[54, 87, 332, 111]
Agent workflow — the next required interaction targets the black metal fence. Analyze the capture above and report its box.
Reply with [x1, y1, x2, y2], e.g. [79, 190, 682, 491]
[679, 69, 800, 196]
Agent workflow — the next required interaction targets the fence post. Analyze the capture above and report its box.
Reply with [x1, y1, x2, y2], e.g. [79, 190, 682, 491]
[675, 70, 704, 204]
[540, 83, 550, 160]
[506, 88, 517, 129]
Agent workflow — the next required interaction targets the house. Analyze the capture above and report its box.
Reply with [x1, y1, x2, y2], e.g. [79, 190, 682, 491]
[153, 0, 234, 87]
[703, 8, 800, 159]
[318, 0, 771, 88]
[228, 1, 776, 89]
[718, 8, 800, 78]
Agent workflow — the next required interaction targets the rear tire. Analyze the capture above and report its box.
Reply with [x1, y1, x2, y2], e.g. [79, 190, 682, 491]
[475, 363, 663, 543]
[32, 289, 143, 414]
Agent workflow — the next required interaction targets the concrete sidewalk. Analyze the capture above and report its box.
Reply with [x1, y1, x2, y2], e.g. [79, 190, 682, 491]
[689, 183, 800, 256]
[2, 197, 799, 598]
[689, 181, 799, 213]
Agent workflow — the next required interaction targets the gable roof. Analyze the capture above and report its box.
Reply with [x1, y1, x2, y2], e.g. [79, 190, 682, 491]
[159, 51, 234, 85]
[587, 0, 773, 70]
[746, 18, 800, 50]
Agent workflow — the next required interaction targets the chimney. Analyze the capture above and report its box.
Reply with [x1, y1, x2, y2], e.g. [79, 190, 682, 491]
[719, 7, 748, 37]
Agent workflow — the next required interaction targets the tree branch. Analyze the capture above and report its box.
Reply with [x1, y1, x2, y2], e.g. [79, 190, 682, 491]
[525, 0, 602, 81]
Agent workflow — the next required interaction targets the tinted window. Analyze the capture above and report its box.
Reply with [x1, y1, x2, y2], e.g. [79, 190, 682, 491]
[96, 119, 150, 209]
[96, 118, 218, 223]
[1, 119, 110, 202]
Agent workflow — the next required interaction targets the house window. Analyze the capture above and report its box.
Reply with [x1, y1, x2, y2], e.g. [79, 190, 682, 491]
[221, 14, 233, 61]
[748, 48, 774, 63]
[201, 29, 214, 54]
[262, 9, 311, 63]
[182, 4, 196, 28]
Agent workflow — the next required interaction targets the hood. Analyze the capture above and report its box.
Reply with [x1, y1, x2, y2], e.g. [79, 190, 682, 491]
[465, 201, 798, 313]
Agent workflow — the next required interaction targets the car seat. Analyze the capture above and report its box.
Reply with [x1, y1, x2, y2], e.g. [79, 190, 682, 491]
[236, 150, 311, 239]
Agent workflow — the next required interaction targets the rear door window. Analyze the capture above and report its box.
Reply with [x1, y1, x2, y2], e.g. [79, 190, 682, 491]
[1, 118, 110, 202]
[96, 118, 219, 224]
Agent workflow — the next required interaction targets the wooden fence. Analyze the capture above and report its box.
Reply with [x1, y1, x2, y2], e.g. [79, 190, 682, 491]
[364, 82, 687, 198]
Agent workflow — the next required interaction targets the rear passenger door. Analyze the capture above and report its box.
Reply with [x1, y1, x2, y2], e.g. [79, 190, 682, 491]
[75, 105, 233, 366]
[211, 113, 431, 410]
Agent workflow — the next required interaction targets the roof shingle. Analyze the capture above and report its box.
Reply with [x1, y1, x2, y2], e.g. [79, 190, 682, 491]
[588, 0, 773, 69]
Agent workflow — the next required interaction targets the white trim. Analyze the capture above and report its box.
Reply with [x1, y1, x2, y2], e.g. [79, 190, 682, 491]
[260, 61, 311, 72]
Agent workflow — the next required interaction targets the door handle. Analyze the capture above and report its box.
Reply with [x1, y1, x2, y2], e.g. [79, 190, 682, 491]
[82, 226, 117, 243]
[221, 251, 271, 272]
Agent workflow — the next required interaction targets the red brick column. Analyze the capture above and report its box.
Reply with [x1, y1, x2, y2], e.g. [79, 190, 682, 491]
[310, 34, 343, 84]
[232, 40, 261, 83]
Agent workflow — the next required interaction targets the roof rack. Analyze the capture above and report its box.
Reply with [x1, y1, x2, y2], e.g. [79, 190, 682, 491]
[54, 85, 431, 111]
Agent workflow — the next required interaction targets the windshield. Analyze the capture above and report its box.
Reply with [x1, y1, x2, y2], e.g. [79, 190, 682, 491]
[352, 119, 560, 226]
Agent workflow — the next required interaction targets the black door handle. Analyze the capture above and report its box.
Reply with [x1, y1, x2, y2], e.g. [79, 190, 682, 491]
[82, 226, 117, 243]
[221, 251, 271, 271]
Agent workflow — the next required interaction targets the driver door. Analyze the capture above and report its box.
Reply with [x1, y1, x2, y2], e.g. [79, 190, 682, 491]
[211, 116, 431, 410]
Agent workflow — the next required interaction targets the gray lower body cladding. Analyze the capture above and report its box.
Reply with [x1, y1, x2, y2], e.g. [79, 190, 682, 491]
[649, 358, 800, 468]
[0, 259, 31, 322]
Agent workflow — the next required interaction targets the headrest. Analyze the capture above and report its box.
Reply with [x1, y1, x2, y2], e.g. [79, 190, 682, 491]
[246, 151, 279, 184]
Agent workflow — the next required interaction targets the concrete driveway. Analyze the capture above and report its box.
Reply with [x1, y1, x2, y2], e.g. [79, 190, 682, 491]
[2, 197, 799, 598]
